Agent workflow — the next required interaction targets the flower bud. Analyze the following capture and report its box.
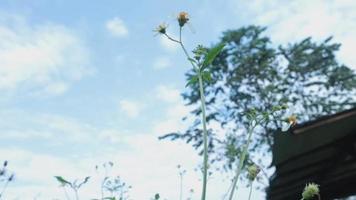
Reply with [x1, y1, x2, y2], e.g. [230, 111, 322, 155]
[301, 183, 319, 200]
[286, 115, 297, 126]
[154, 23, 168, 35]
[177, 12, 189, 27]
[247, 164, 260, 181]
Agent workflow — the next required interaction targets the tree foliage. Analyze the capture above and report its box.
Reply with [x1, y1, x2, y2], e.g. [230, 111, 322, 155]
[159, 25, 356, 170]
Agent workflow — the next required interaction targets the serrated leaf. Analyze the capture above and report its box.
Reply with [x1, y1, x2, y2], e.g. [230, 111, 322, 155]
[202, 43, 225, 70]
[202, 71, 212, 82]
[185, 75, 199, 87]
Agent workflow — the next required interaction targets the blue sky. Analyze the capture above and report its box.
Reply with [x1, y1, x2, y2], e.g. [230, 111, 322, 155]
[0, 0, 355, 199]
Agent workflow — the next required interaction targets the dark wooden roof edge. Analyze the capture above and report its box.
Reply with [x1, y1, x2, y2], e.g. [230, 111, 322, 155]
[291, 107, 356, 135]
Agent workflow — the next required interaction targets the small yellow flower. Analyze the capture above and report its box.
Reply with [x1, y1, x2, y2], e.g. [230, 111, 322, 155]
[154, 23, 168, 35]
[177, 11, 189, 27]
[287, 115, 297, 126]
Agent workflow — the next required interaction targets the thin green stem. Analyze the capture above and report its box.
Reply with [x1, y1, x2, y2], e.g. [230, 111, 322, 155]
[63, 187, 71, 200]
[228, 122, 256, 200]
[179, 174, 183, 200]
[0, 180, 9, 200]
[74, 189, 79, 200]
[164, 33, 180, 44]
[248, 181, 253, 200]
[222, 179, 234, 200]
[198, 70, 208, 200]
[166, 26, 208, 200]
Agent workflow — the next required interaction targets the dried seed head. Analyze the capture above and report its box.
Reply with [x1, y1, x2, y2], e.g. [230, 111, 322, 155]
[302, 183, 319, 200]
[247, 164, 260, 181]
[3, 161, 7, 167]
[154, 23, 168, 35]
[177, 12, 189, 27]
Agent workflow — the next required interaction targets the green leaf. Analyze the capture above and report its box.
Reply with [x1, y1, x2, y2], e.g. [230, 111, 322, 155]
[188, 58, 197, 64]
[103, 197, 116, 200]
[202, 43, 225, 70]
[54, 176, 70, 186]
[202, 71, 212, 82]
[185, 75, 199, 87]
[78, 176, 90, 188]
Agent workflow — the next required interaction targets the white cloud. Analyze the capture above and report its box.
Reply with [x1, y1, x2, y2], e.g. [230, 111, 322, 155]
[106, 17, 129, 38]
[153, 85, 190, 135]
[153, 56, 172, 70]
[232, 0, 356, 69]
[0, 106, 261, 200]
[119, 99, 141, 118]
[0, 14, 92, 95]
[0, 110, 93, 143]
[160, 36, 179, 52]
[155, 85, 181, 103]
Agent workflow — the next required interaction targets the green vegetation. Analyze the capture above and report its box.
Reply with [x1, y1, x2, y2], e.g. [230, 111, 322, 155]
[155, 11, 311, 200]
[161, 25, 356, 173]
[7, 9, 354, 200]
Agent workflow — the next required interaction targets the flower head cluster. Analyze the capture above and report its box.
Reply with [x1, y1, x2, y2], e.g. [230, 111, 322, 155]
[177, 11, 189, 27]
[154, 23, 168, 35]
[247, 164, 260, 181]
[287, 115, 297, 126]
[301, 183, 320, 200]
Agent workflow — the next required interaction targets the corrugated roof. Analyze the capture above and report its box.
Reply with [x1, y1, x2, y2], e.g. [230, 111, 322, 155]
[268, 107, 356, 200]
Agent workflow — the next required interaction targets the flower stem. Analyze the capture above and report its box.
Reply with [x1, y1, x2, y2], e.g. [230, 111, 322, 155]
[228, 123, 256, 200]
[0, 180, 9, 200]
[197, 69, 208, 200]
[248, 181, 253, 200]
[63, 187, 71, 200]
[179, 173, 183, 200]
[74, 189, 79, 200]
[165, 27, 209, 200]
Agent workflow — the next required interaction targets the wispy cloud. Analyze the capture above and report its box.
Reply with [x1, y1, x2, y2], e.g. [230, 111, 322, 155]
[106, 17, 129, 38]
[153, 56, 172, 70]
[119, 99, 141, 118]
[0, 13, 92, 96]
[155, 85, 181, 103]
[232, 0, 356, 69]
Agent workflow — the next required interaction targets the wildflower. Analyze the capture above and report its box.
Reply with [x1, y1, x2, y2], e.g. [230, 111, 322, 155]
[247, 164, 260, 181]
[154, 23, 168, 35]
[301, 183, 320, 200]
[177, 11, 189, 27]
[287, 115, 297, 126]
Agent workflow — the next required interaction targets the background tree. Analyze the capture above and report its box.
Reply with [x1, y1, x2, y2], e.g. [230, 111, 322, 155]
[160, 25, 356, 171]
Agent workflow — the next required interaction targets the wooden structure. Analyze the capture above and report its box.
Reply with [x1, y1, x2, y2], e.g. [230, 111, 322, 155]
[268, 108, 356, 200]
